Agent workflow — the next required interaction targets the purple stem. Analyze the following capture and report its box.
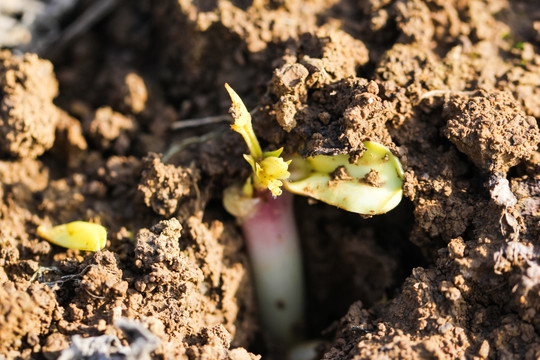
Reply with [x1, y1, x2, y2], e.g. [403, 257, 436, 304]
[241, 190, 305, 345]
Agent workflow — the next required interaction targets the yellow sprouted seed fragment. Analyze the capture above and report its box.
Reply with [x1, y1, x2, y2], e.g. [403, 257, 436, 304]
[37, 221, 107, 251]
[225, 84, 290, 197]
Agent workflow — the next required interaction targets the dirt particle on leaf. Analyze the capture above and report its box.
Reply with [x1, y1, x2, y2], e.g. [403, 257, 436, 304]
[328, 166, 353, 188]
[362, 169, 385, 188]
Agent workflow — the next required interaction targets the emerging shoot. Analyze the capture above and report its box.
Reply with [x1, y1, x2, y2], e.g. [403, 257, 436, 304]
[222, 84, 405, 352]
[224, 83, 291, 199]
[223, 84, 304, 347]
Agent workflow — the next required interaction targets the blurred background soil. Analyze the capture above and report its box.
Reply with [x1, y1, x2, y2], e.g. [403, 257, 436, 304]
[0, 0, 539, 359]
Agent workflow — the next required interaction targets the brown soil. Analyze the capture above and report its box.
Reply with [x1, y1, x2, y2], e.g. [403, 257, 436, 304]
[1, 0, 540, 359]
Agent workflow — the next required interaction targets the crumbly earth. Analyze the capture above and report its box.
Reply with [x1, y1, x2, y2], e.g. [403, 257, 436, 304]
[0, 51, 59, 158]
[443, 89, 540, 174]
[0, 0, 539, 359]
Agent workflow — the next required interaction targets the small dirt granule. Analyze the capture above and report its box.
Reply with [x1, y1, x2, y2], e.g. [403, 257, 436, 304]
[138, 153, 199, 217]
[84, 107, 138, 155]
[443, 89, 540, 174]
[96, 67, 148, 114]
[0, 50, 59, 158]
[271, 63, 309, 98]
[52, 109, 88, 169]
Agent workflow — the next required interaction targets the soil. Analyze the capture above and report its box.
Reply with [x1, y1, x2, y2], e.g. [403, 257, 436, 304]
[1, 0, 540, 359]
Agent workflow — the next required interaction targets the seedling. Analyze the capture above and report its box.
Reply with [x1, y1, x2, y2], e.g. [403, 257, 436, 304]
[222, 84, 404, 348]
[37, 221, 107, 251]
[223, 84, 304, 346]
